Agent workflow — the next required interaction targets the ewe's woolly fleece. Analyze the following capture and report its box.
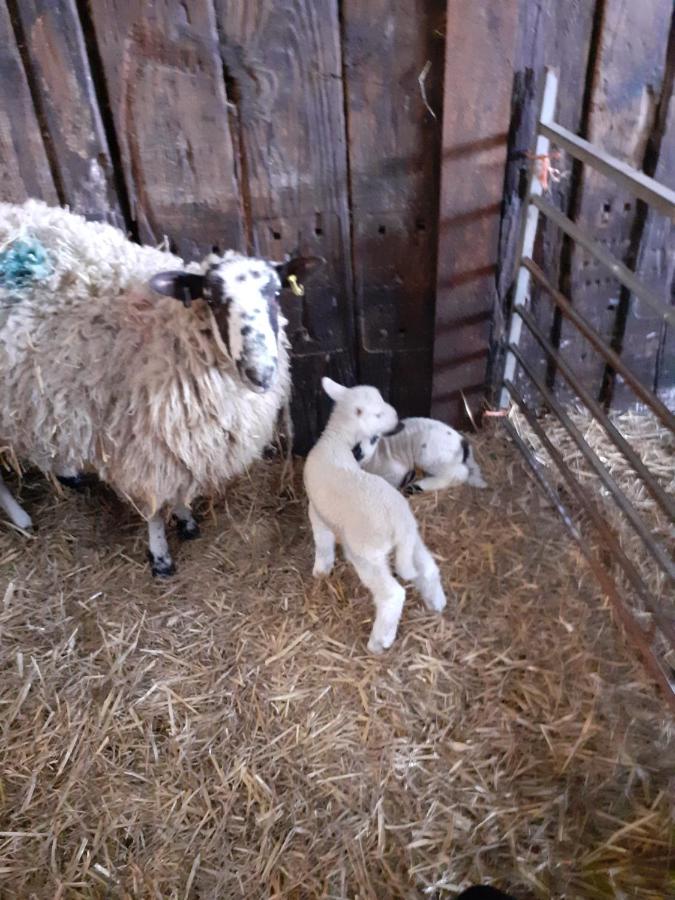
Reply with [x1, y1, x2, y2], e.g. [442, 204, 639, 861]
[0, 201, 290, 516]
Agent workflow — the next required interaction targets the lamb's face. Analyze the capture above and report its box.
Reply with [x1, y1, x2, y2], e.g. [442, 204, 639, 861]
[205, 253, 281, 394]
[322, 378, 403, 443]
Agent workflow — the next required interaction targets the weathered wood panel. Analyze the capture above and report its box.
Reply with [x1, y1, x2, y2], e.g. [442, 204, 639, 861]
[342, 0, 445, 416]
[86, 1, 243, 259]
[432, 0, 518, 425]
[0, 1, 58, 203]
[559, 0, 672, 404]
[612, 23, 675, 411]
[9, 0, 123, 225]
[497, 0, 598, 408]
[213, 0, 357, 451]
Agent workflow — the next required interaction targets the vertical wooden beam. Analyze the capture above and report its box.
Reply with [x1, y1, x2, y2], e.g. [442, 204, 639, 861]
[560, 0, 673, 404]
[431, 0, 518, 426]
[342, 0, 446, 417]
[612, 16, 675, 411]
[213, 0, 358, 452]
[0, 0, 58, 203]
[495, 0, 599, 408]
[9, 0, 123, 225]
[85, 1, 243, 260]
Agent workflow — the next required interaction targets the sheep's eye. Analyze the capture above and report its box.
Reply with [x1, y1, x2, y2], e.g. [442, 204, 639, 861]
[356, 407, 363, 416]
[376, 413, 382, 419]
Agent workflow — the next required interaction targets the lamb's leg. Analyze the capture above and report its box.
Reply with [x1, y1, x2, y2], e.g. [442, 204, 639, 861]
[309, 502, 336, 577]
[412, 536, 446, 612]
[349, 553, 406, 653]
[406, 464, 469, 494]
[0, 473, 33, 530]
[147, 514, 175, 577]
[173, 502, 200, 541]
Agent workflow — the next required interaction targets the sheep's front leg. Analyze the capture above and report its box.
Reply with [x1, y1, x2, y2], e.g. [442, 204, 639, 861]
[349, 553, 405, 653]
[147, 514, 175, 577]
[173, 502, 200, 541]
[0, 473, 33, 530]
[308, 502, 336, 577]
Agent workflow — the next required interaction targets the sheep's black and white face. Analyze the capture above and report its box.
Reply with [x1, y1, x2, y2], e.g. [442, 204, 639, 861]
[204, 253, 281, 393]
[149, 252, 324, 395]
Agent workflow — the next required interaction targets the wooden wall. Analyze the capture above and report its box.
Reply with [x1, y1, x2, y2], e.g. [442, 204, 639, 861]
[1, 0, 673, 452]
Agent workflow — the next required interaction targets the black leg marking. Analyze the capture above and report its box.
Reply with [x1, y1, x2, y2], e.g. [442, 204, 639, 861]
[404, 482, 423, 495]
[351, 442, 364, 462]
[461, 437, 470, 463]
[147, 550, 176, 578]
[175, 517, 201, 541]
[56, 473, 99, 492]
[399, 469, 416, 489]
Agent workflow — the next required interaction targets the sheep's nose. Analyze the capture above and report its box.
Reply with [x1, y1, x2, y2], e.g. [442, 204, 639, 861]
[245, 364, 275, 393]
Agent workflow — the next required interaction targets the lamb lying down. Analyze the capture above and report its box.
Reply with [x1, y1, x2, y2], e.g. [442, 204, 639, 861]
[354, 417, 487, 493]
[304, 379, 446, 653]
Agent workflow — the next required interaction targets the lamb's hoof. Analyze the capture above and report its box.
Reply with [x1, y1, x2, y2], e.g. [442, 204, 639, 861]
[425, 589, 447, 613]
[176, 518, 200, 541]
[405, 483, 423, 495]
[148, 551, 176, 578]
[312, 563, 333, 578]
[367, 631, 396, 654]
[56, 473, 98, 492]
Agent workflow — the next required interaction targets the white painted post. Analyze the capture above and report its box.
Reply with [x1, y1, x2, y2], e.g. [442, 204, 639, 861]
[500, 68, 559, 408]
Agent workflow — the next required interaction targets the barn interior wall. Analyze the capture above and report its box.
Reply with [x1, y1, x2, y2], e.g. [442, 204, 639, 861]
[1, 0, 673, 451]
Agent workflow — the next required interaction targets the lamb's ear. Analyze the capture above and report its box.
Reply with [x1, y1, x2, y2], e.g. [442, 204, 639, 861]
[321, 377, 346, 401]
[274, 255, 326, 288]
[149, 271, 206, 306]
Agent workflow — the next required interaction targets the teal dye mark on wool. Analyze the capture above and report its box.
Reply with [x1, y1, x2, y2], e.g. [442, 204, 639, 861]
[0, 238, 53, 292]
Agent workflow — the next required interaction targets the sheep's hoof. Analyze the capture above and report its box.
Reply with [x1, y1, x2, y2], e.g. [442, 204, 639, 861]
[176, 518, 200, 541]
[405, 483, 423, 495]
[148, 551, 176, 578]
[56, 473, 98, 492]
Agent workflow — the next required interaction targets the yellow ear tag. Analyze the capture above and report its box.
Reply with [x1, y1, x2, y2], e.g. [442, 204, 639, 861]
[288, 274, 305, 297]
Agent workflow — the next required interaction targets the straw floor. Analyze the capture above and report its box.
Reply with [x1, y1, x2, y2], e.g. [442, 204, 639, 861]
[1, 426, 673, 899]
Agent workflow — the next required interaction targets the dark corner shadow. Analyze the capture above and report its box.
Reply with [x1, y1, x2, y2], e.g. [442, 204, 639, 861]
[437, 264, 496, 290]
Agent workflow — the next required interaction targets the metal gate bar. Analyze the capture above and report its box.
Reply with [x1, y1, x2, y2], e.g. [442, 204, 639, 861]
[499, 68, 675, 710]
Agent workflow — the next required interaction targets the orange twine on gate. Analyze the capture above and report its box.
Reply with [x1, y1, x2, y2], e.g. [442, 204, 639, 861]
[525, 150, 565, 191]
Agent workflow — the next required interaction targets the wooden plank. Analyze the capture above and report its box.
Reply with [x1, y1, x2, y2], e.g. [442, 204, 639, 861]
[9, 0, 123, 225]
[496, 0, 597, 410]
[343, 0, 445, 416]
[613, 26, 675, 411]
[0, 0, 58, 203]
[432, 0, 518, 425]
[560, 0, 672, 404]
[212, 0, 358, 451]
[86, 1, 243, 259]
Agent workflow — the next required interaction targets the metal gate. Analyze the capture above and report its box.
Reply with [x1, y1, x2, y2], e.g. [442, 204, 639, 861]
[498, 69, 675, 712]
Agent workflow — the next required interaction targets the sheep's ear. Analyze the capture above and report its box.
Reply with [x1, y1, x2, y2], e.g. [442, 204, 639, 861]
[274, 255, 325, 288]
[149, 271, 206, 305]
[322, 377, 346, 401]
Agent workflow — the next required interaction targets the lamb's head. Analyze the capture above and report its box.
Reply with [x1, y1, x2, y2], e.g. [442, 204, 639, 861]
[322, 378, 404, 446]
[150, 252, 324, 394]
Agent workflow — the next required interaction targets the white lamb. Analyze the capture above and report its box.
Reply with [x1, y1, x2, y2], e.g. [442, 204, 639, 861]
[354, 417, 487, 493]
[304, 379, 447, 653]
[0, 200, 322, 574]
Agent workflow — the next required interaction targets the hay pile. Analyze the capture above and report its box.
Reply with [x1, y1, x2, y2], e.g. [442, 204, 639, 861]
[1, 430, 673, 899]
[511, 407, 674, 675]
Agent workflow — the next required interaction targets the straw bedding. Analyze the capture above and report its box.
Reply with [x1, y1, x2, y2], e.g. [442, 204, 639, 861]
[1, 427, 673, 899]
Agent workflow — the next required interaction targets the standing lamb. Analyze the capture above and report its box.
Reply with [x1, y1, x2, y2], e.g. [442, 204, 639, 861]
[353, 417, 487, 492]
[0, 200, 322, 575]
[304, 379, 447, 653]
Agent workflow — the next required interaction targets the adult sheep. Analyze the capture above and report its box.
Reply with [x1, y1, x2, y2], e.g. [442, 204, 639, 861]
[0, 200, 322, 575]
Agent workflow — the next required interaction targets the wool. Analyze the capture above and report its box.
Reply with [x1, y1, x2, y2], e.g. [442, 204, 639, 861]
[0, 201, 290, 521]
